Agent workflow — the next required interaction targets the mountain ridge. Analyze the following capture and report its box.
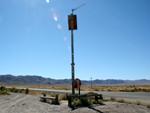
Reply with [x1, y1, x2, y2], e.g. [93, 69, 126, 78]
[0, 74, 150, 85]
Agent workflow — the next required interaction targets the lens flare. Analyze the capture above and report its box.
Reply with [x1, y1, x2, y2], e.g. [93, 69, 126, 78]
[45, 0, 50, 4]
[53, 13, 58, 22]
[51, 8, 59, 22]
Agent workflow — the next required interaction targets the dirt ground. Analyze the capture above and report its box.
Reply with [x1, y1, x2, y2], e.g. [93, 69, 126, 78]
[0, 93, 150, 113]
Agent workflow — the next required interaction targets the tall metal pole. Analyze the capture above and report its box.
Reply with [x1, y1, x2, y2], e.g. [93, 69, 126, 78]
[68, 8, 80, 95]
[71, 28, 75, 95]
[68, 3, 85, 95]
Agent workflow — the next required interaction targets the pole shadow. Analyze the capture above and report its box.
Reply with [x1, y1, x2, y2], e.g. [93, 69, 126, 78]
[88, 106, 104, 113]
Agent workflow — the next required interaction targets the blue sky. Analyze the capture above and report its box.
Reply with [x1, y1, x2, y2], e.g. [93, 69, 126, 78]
[0, 0, 150, 80]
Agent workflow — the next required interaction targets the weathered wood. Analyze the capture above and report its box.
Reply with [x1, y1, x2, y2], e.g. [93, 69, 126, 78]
[40, 96, 55, 101]
[40, 95, 58, 104]
[67, 93, 103, 109]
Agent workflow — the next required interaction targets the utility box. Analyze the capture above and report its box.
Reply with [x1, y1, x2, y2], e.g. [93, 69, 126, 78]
[68, 14, 77, 30]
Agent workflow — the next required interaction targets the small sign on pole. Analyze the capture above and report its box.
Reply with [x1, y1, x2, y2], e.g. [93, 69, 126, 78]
[68, 14, 77, 30]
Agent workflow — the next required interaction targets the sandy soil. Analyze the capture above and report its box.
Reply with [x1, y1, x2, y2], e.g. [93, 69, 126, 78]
[0, 93, 150, 113]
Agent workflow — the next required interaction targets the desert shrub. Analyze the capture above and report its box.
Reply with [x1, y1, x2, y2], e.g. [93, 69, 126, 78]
[118, 99, 125, 103]
[19, 89, 25, 93]
[47, 93, 56, 97]
[126, 101, 132, 104]
[8, 87, 25, 93]
[107, 89, 112, 91]
[94, 88, 99, 91]
[0, 86, 9, 95]
[59, 93, 68, 100]
[0, 90, 9, 95]
[147, 105, 150, 108]
[0, 86, 6, 91]
[25, 88, 29, 94]
[9, 87, 19, 93]
[136, 101, 141, 105]
[110, 97, 116, 101]
[18, 89, 23, 93]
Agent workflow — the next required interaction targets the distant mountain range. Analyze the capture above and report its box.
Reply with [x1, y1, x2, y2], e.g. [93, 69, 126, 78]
[0, 75, 150, 85]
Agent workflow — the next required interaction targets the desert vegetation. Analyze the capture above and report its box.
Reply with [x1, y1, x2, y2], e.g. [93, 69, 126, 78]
[108, 96, 150, 108]
[14, 84, 150, 92]
[0, 86, 9, 95]
[80, 85, 150, 92]
[1, 85, 150, 113]
[0, 86, 30, 95]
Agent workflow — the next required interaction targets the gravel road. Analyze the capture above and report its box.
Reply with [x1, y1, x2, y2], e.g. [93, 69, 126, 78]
[99, 91, 150, 105]
[0, 93, 150, 113]
[29, 88, 150, 104]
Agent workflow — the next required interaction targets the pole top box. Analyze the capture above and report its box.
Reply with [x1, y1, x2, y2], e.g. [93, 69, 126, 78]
[68, 14, 77, 30]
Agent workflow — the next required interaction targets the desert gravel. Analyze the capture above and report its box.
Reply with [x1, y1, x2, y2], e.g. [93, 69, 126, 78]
[0, 93, 150, 113]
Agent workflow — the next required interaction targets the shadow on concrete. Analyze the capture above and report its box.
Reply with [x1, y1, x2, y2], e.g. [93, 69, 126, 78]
[71, 106, 104, 113]
[88, 106, 104, 113]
